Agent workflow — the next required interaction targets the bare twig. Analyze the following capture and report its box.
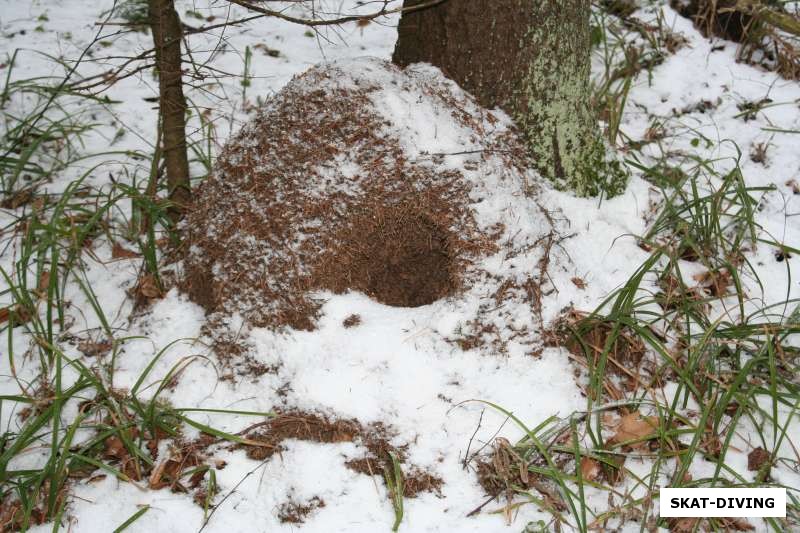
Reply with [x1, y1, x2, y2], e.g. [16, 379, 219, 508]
[224, 0, 448, 27]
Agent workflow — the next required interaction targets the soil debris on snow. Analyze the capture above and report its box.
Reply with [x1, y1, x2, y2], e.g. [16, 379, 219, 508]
[277, 496, 326, 524]
[237, 411, 443, 498]
[240, 411, 364, 462]
[342, 313, 362, 328]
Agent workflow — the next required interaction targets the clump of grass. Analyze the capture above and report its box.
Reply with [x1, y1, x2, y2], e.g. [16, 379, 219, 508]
[472, 151, 799, 531]
[0, 51, 106, 199]
[642, 158, 763, 271]
[0, 51, 264, 532]
[591, 1, 689, 146]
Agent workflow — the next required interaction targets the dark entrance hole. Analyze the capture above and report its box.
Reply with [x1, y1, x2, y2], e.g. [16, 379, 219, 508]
[365, 211, 454, 307]
[321, 205, 457, 308]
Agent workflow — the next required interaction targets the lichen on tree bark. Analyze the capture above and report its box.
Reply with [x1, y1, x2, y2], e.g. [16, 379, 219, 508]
[393, 0, 628, 197]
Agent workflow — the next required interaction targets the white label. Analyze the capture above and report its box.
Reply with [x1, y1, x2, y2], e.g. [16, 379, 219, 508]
[660, 488, 786, 517]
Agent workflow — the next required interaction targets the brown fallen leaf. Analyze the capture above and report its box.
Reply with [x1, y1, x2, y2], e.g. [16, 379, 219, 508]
[150, 448, 204, 491]
[137, 275, 163, 300]
[724, 401, 740, 417]
[0, 188, 34, 209]
[668, 517, 699, 532]
[77, 338, 113, 358]
[120, 456, 142, 482]
[786, 179, 800, 195]
[37, 270, 50, 294]
[0, 305, 33, 326]
[149, 458, 169, 489]
[112, 242, 140, 259]
[104, 436, 126, 460]
[719, 517, 755, 531]
[747, 446, 771, 472]
[188, 467, 208, 489]
[579, 456, 601, 482]
[610, 412, 660, 447]
[693, 268, 732, 297]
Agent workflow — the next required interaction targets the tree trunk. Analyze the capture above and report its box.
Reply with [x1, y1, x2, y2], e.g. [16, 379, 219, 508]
[393, 0, 627, 197]
[149, 0, 191, 216]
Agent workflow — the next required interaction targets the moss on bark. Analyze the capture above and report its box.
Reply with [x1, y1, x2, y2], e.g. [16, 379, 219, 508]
[394, 0, 628, 197]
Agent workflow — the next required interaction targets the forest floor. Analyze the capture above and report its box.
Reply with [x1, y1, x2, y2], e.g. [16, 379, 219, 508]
[1, 1, 799, 532]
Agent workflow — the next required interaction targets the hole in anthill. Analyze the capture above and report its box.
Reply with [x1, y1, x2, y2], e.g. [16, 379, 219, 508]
[363, 211, 454, 307]
[315, 202, 458, 309]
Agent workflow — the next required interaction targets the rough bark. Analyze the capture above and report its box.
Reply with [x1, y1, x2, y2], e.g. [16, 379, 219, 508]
[149, 0, 191, 216]
[393, 0, 627, 197]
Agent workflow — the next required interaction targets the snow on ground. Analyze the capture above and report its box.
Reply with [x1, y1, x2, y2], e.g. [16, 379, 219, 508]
[1, 1, 799, 532]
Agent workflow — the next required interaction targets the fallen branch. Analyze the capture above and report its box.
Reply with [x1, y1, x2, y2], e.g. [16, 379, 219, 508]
[733, 0, 800, 37]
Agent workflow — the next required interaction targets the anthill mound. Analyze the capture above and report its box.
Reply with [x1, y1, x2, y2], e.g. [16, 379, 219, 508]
[182, 58, 551, 333]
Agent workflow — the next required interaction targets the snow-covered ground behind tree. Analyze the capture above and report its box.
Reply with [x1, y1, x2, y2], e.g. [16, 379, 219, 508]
[1, 1, 799, 531]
